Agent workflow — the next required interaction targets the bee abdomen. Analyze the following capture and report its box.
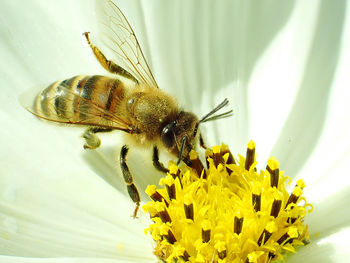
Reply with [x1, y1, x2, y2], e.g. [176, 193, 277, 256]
[34, 75, 124, 124]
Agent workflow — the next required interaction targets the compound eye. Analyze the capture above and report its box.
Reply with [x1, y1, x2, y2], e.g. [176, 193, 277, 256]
[161, 123, 175, 148]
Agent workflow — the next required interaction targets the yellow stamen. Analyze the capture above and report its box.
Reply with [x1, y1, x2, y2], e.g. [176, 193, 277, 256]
[143, 141, 312, 262]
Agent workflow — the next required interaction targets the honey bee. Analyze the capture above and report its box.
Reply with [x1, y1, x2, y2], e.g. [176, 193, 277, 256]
[25, 0, 232, 217]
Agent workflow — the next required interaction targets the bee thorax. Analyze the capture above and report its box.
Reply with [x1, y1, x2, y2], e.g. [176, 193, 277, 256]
[126, 89, 179, 140]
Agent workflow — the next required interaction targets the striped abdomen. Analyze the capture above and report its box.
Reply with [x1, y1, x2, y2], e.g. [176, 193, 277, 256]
[34, 75, 125, 126]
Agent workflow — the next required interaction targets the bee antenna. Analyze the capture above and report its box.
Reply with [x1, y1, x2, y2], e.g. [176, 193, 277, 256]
[199, 98, 233, 123]
[177, 136, 187, 165]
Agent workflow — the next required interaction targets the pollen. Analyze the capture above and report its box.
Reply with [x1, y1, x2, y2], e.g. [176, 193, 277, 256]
[143, 141, 312, 262]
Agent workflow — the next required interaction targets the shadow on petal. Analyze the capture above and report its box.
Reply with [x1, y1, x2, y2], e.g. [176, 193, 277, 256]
[307, 187, 350, 239]
[82, 145, 163, 201]
[287, 241, 335, 263]
[82, 147, 126, 194]
[271, 0, 347, 178]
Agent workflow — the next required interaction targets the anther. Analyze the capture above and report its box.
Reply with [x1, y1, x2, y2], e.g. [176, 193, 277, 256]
[257, 222, 276, 246]
[169, 164, 183, 188]
[145, 185, 169, 207]
[221, 144, 236, 165]
[215, 241, 227, 260]
[277, 227, 298, 245]
[257, 229, 272, 246]
[245, 140, 256, 171]
[156, 203, 172, 223]
[212, 145, 223, 167]
[277, 232, 289, 245]
[181, 251, 190, 261]
[184, 194, 194, 220]
[221, 144, 235, 175]
[285, 186, 302, 208]
[288, 217, 297, 224]
[166, 229, 177, 244]
[252, 185, 261, 212]
[189, 150, 206, 178]
[234, 216, 244, 235]
[166, 184, 176, 200]
[163, 176, 176, 200]
[205, 148, 213, 169]
[201, 220, 211, 243]
[267, 157, 280, 188]
[268, 252, 276, 261]
[159, 224, 177, 244]
[270, 199, 282, 218]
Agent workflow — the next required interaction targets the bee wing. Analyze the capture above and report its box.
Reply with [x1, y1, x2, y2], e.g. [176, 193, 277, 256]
[97, 0, 159, 89]
[21, 81, 134, 133]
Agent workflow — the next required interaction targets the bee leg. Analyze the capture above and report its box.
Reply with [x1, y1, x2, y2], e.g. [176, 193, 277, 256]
[199, 133, 207, 149]
[82, 127, 112, 149]
[120, 145, 141, 218]
[83, 32, 138, 84]
[152, 146, 169, 173]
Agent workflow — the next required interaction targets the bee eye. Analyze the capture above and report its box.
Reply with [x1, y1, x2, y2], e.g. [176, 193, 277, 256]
[161, 123, 175, 148]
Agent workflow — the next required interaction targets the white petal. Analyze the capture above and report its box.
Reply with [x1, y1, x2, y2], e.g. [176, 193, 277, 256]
[291, 0, 350, 213]
[249, 1, 319, 162]
[0, 256, 132, 263]
[2, 0, 350, 262]
[247, 1, 349, 170]
[269, 1, 349, 177]
[287, 227, 350, 263]
[0, 116, 154, 258]
[306, 189, 350, 243]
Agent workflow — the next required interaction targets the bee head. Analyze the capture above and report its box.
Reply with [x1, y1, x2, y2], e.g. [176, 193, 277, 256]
[161, 98, 233, 164]
[161, 111, 199, 161]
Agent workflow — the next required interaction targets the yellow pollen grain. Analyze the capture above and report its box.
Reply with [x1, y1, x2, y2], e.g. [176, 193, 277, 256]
[212, 145, 221, 154]
[169, 163, 178, 174]
[142, 203, 157, 216]
[205, 148, 213, 158]
[201, 220, 212, 231]
[235, 211, 242, 219]
[173, 243, 185, 257]
[265, 221, 277, 233]
[189, 150, 198, 160]
[297, 179, 306, 189]
[267, 156, 279, 170]
[272, 189, 282, 200]
[155, 202, 166, 212]
[220, 143, 229, 152]
[214, 241, 226, 253]
[251, 183, 261, 195]
[145, 185, 157, 196]
[217, 163, 224, 172]
[161, 175, 175, 186]
[159, 224, 170, 236]
[184, 194, 192, 206]
[292, 186, 303, 197]
[288, 226, 299, 238]
[247, 251, 264, 263]
[247, 140, 256, 150]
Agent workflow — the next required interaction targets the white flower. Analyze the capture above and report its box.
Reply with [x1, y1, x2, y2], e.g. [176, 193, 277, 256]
[1, 0, 350, 262]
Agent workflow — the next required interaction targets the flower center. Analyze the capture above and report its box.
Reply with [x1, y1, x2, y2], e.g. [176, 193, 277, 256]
[143, 141, 312, 262]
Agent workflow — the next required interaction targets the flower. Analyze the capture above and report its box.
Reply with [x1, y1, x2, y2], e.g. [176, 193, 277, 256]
[144, 143, 313, 262]
[1, 0, 350, 263]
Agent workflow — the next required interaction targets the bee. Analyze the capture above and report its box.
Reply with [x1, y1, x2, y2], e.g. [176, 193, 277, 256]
[25, 0, 232, 217]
